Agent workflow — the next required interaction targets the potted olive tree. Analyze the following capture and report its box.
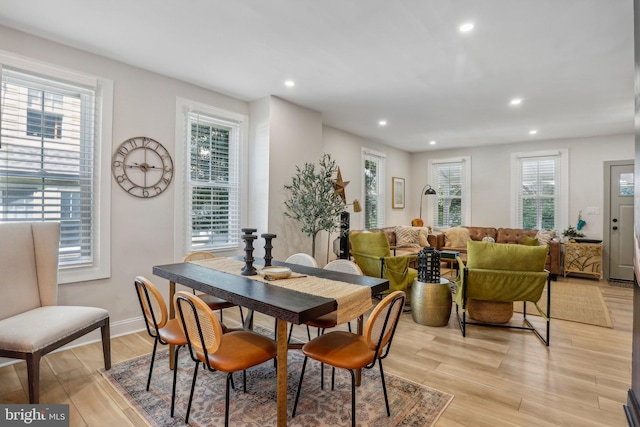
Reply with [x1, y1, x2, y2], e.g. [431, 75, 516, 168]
[284, 153, 345, 258]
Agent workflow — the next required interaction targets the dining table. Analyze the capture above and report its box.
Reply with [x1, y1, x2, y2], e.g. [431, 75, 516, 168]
[153, 257, 389, 427]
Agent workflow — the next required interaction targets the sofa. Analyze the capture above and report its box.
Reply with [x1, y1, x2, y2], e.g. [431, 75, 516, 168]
[431, 226, 561, 279]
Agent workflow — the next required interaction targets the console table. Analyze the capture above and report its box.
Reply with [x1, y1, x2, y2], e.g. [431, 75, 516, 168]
[563, 242, 603, 280]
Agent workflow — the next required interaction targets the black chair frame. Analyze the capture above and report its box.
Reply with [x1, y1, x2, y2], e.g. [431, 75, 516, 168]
[455, 268, 551, 346]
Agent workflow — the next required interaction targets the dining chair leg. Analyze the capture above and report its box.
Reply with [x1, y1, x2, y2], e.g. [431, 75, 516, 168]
[238, 306, 245, 325]
[225, 372, 233, 427]
[146, 337, 159, 391]
[243, 369, 247, 392]
[379, 359, 390, 417]
[185, 361, 200, 423]
[349, 368, 356, 427]
[320, 363, 324, 390]
[331, 367, 335, 390]
[292, 356, 309, 417]
[170, 346, 181, 417]
[288, 323, 294, 344]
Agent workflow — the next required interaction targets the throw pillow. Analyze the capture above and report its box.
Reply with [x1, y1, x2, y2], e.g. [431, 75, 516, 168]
[418, 228, 430, 247]
[443, 227, 470, 248]
[523, 236, 539, 246]
[535, 229, 556, 245]
[395, 226, 421, 248]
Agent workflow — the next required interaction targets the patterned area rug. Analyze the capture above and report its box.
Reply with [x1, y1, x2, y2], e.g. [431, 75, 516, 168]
[102, 347, 453, 427]
[513, 282, 613, 328]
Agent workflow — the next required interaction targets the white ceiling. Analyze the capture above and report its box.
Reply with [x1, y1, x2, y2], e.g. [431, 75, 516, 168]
[0, 0, 634, 152]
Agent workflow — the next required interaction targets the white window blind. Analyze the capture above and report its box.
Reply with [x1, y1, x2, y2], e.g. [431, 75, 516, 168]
[362, 150, 385, 229]
[0, 66, 96, 267]
[515, 153, 560, 230]
[187, 111, 240, 251]
[430, 159, 467, 228]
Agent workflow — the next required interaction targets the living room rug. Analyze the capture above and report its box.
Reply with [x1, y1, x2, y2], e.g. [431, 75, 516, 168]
[102, 347, 453, 427]
[513, 282, 613, 328]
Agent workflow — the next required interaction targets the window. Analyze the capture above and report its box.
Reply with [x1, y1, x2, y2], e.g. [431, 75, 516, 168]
[362, 149, 385, 229]
[511, 150, 568, 230]
[0, 52, 112, 283]
[429, 157, 470, 229]
[174, 98, 246, 257]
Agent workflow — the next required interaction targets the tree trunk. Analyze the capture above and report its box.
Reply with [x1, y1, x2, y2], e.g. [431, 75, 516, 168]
[311, 232, 318, 258]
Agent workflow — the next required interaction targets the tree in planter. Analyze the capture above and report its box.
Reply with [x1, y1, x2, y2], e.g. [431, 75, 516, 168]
[284, 153, 345, 258]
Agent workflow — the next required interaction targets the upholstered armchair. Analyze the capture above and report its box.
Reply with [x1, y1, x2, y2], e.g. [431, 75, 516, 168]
[455, 240, 551, 345]
[349, 231, 417, 293]
[0, 222, 111, 403]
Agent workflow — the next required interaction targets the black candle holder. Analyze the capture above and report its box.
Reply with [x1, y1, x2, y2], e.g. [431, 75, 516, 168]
[261, 233, 277, 267]
[241, 228, 258, 276]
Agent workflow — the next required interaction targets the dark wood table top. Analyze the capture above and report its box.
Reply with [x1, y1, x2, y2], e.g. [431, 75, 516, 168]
[153, 258, 389, 324]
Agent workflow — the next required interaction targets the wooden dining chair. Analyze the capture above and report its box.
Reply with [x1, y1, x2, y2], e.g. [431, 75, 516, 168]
[292, 291, 406, 427]
[174, 291, 277, 426]
[134, 276, 187, 417]
[183, 251, 244, 324]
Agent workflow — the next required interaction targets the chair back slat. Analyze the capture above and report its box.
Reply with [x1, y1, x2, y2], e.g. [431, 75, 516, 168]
[183, 251, 216, 262]
[285, 253, 318, 268]
[323, 259, 363, 275]
[174, 292, 224, 360]
[364, 291, 405, 352]
[134, 276, 168, 336]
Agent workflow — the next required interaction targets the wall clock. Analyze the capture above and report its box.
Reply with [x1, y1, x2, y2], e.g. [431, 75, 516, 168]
[112, 136, 174, 198]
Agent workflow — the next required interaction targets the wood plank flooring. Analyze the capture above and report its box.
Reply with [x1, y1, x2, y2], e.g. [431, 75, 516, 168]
[0, 274, 632, 426]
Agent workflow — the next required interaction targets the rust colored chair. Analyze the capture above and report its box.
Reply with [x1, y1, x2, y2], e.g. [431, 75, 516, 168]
[174, 291, 277, 426]
[183, 251, 244, 324]
[134, 276, 187, 417]
[0, 221, 110, 404]
[292, 291, 406, 427]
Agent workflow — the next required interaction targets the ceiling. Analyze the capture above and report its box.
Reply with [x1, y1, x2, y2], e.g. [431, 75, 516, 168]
[0, 0, 634, 152]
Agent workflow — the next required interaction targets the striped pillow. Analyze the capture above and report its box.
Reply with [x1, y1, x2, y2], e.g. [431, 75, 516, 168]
[395, 226, 421, 248]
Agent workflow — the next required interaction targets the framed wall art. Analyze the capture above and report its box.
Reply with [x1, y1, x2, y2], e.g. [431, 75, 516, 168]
[392, 177, 405, 209]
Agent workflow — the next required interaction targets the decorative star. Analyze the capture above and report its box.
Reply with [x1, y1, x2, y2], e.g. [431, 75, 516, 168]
[333, 167, 349, 203]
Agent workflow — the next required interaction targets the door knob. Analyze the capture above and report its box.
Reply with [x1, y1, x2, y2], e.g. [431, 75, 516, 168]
[613, 218, 618, 223]
[613, 226, 618, 230]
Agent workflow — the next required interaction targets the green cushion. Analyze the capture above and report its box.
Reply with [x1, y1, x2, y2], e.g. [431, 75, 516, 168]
[466, 240, 547, 272]
[349, 232, 390, 258]
[523, 236, 539, 246]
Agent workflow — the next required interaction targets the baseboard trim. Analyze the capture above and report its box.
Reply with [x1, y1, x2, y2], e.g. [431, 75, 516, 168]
[0, 316, 146, 368]
[626, 388, 640, 426]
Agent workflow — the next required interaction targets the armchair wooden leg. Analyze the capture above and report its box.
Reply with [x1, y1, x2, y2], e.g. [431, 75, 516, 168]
[26, 351, 41, 404]
[101, 320, 111, 370]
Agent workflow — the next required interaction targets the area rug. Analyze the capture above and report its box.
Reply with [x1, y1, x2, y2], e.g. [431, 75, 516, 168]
[608, 278, 634, 288]
[102, 347, 453, 427]
[513, 282, 613, 328]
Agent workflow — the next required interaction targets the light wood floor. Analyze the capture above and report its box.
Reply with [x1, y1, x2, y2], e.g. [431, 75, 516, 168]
[0, 274, 633, 426]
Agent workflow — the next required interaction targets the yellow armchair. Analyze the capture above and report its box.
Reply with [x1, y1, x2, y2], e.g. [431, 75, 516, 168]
[349, 231, 417, 293]
[455, 241, 551, 345]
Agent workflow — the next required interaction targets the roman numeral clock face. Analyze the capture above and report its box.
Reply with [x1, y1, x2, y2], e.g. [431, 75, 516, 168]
[112, 137, 174, 198]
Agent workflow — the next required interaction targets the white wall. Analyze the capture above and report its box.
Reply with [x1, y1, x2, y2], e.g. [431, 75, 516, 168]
[0, 25, 250, 338]
[410, 133, 635, 239]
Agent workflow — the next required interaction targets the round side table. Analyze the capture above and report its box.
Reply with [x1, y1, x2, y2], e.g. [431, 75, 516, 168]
[411, 277, 453, 327]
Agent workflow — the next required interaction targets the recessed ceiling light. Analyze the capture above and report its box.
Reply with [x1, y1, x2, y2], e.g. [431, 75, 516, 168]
[510, 98, 522, 106]
[429, 140, 436, 145]
[378, 120, 387, 126]
[284, 80, 295, 87]
[529, 130, 538, 135]
[459, 22, 474, 32]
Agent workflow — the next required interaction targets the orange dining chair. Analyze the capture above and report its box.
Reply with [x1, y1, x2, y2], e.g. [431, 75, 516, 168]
[292, 291, 406, 427]
[183, 251, 244, 325]
[174, 291, 278, 426]
[134, 276, 187, 417]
